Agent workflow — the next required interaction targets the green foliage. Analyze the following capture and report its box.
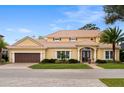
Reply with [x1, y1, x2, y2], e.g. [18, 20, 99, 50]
[30, 64, 92, 69]
[68, 59, 79, 64]
[55, 60, 68, 64]
[38, 36, 44, 39]
[100, 27, 124, 62]
[100, 78, 124, 87]
[40, 59, 57, 64]
[96, 59, 121, 64]
[0, 59, 6, 64]
[2, 54, 8, 62]
[104, 5, 124, 24]
[79, 23, 100, 30]
[96, 59, 107, 64]
[120, 49, 124, 62]
[40, 59, 79, 64]
[0, 38, 7, 49]
[100, 27, 124, 44]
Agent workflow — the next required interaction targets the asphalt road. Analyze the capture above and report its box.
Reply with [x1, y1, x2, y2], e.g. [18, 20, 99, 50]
[0, 63, 124, 87]
[0, 69, 124, 87]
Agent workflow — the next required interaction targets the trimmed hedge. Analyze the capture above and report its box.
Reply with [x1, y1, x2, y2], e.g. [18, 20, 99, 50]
[68, 59, 79, 64]
[40, 59, 79, 64]
[95, 59, 107, 64]
[40, 59, 57, 64]
[96, 59, 121, 64]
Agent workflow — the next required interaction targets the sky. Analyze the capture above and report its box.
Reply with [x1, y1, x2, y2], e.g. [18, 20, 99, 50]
[0, 5, 124, 45]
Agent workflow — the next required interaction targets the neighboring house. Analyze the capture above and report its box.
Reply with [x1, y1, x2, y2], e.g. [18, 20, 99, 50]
[7, 30, 120, 63]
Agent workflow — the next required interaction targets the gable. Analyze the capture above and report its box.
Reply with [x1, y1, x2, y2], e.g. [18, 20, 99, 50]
[13, 37, 42, 47]
[16, 39, 39, 46]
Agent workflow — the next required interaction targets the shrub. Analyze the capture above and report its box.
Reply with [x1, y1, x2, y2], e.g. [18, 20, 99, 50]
[95, 59, 107, 64]
[49, 59, 57, 63]
[0, 59, 6, 64]
[2, 54, 8, 62]
[55, 60, 68, 64]
[106, 60, 113, 63]
[40, 59, 50, 64]
[68, 59, 79, 64]
[55, 60, 63, 64]
[40, 59, 57, 64]
[120, 49, 124, 62]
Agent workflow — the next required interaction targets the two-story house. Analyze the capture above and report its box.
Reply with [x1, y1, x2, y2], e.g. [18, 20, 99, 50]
[7, 30, 120, 63]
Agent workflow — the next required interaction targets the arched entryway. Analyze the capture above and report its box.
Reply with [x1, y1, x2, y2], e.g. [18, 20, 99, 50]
[80, 47, 94, 63]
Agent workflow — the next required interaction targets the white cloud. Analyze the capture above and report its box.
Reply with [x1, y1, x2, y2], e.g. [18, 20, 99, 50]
[6, 28, 14, 31]
[50, 6, 105, 31]
[6, 28, 32, 33]
[56, 6, 105, 24]
[18, 28, 31, 33]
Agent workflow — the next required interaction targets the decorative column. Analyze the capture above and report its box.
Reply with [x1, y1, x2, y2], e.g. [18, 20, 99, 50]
[77, 48, 80, 61]
[12, 52, 15, 63]
[94, 48, 97, 62]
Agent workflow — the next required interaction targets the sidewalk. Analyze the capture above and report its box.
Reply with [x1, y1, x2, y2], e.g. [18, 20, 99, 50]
[86, 63, 103, 69]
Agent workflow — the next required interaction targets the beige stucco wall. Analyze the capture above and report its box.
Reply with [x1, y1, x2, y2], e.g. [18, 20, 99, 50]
[16, 39, 39, 46]
[45, 48, 78, 59]
[97, 48, 120, 61]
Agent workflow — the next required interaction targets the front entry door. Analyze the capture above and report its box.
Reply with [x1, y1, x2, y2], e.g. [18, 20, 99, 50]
[82, 49, 90, 62]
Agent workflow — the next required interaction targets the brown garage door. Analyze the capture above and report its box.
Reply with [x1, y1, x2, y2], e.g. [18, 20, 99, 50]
[15, 53, 40, 63]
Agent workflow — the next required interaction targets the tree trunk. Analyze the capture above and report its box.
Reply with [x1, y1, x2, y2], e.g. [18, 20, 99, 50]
[0, 48, 2, 62]
[112, 42, 115, 63]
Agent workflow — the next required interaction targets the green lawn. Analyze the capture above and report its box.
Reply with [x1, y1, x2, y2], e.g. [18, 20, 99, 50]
[97, 63, 124, 69]
[29, 64, 92, 69]
[100, 78, 124, 87]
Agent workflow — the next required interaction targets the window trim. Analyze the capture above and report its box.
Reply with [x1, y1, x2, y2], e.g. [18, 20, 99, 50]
[104, 50, 113, 60]
[56, 51, 71, 60]
[53, 38, 61, 42]
[69, 37, 77, 42]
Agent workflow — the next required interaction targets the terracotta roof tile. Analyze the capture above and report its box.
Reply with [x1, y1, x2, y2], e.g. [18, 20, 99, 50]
[47, 30, 101, 38]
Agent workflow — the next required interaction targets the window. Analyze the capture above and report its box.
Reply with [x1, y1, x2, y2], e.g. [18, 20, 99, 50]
[53, 38, 61, 42]
[57, 51, 70, 59]
[69, 37, 77, 42]
[105, 51, 113, 60]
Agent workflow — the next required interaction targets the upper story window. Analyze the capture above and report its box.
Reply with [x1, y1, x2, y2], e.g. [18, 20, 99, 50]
[53, 38, 61, 42]
[69, 37, 77, 42]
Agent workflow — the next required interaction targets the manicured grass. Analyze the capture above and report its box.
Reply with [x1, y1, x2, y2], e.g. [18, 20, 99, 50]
[100, 78, 124, 87]
[97, 63, 124, 69]
[29, 64, 92, 69]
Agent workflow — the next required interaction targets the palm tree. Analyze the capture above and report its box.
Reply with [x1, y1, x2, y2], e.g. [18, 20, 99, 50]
[100, 27, 124, 62]
[0, 38, 7, 62]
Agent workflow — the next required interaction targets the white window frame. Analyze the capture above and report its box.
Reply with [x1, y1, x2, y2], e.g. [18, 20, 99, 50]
[104, 50, 113, 60]
[56, 51, 71, 60]
[69, 37, 77, 42]
[53, 38, 61, 42]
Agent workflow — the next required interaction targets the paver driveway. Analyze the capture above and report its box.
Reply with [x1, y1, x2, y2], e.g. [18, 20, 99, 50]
[0, 63, 124, 87]
[0, 63, 35, 69]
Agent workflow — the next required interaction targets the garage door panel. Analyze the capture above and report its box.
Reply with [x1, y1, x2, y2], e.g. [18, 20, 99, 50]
[15, 53, 40, 63]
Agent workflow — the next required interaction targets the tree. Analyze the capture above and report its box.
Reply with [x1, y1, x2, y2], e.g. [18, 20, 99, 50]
[104, 5, 124, 24]
[0, 38, 7, 62]
[38, 36, 44, 39]
[79, 23, 100, 30]
[100, 27, 124, 62]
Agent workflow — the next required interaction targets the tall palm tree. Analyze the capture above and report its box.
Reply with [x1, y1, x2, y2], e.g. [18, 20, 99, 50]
[100, 27, 124, 62]
[0, 38, 7, 62]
